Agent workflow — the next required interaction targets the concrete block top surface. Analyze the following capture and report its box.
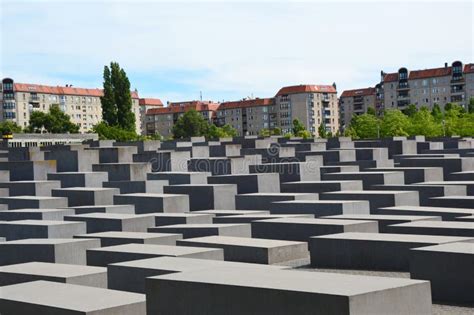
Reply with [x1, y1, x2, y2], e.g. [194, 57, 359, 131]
[256, 217, 377, 226]
[324, 190, 415, 195]
[0, 219, 83, 226]
[381, 206, 474, 213]
[118, 193, 184, 198]
[1, 238, 98, 245]
[76, 231, 181, 239]
[65, 213, 153, 220]
[149, 267, 428, 296]
[193, 210, 270, 216]
[238, 192, 318, 197]
[388, 221, 474, 229]
[322, 214, 441, 221]
[0, 196, 65, 200]
[0, 280, 145, 312]
[153, 213, 212, 218]
[53, 187, 119, 192]
[110, 256, 283, 271]
[0, 208, 70, 213]
[410, 241, 474, 254]
[179, 235, 306, 248]
[88, 243, 221, 255]
[311, 232, 473, 244]
[157, 223, 250, 229]
[0, 262, 105, 277]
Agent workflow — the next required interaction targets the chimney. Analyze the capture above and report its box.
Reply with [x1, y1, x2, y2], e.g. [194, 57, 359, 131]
[445, 62, 448, 68]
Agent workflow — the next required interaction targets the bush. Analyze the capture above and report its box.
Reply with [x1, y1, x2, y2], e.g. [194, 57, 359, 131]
[92, 122, 139, 141]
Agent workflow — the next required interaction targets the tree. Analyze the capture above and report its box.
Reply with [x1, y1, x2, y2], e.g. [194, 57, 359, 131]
[172, 109, 209, 139]
[292, 119, 306, 136]
[206, 124, 237, 139]
[100, 62, 136, 131]
[408, 106, 443, 137]
[0, 121, 22, 134]
[468, 98, 474, 114]
[347, 114, 379, 139]
[366, 107, 376, 116]
[402, 104, 417, 117]
[92, 122, 138, 141]
[27, 104, 79, 133]
[431, 104, 443, 123]
[379, 109, 410, 137]
[272, 127, 282, 136]
[318, 123, 328, 138]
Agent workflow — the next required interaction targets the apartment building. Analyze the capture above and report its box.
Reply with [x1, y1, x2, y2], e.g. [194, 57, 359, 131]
[340, 61, 474, 130]
[0, 78, 144, 134]
[339, 87, 376, 128]
[138, 98, 163, 134]
[145, 100, 220, 138]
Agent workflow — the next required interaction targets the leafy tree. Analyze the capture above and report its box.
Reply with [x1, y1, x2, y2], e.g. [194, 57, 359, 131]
[27, 104, 79, 133]
[379, 109, 410, 137]
[366, 107, 376, 116]
[0, 121, 22, 134]
[283, 132, 293, 139]
[172, 109, 209, 139]
[402, 104, 417, 117]
[347, 114, 379, 139]
[92, 122, 139, 141]
[221, 124, 238, 137]
[468, 98, 474, 114]
[100, 62, 136, 131]
[318, 123, 328, 138]
[272, 127, 282, 136]
[259, 128, 271, 137]
[431, 104, 443, 123]
[292, 119, 306, 136]
[297, 130, 312, 139]
[408, 106, 443, 137]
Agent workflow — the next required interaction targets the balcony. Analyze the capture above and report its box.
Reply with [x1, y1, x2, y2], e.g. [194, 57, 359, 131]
[397, 94, 410, 100]
[451, 76, 465, 84]
[397, 83, 410, 90]
[29, 95, 40, 103]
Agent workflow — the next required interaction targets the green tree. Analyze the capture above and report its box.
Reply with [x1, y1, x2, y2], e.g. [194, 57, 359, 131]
[431, 104, 443, 123]
[318, 123, 328, 138]
[366, 107, 376, 116]
[27, 104, 79, 133]
[292, 119, 306, 135]
[271, 127, 282, 136]
[348, 114, 380, 139]
[92, 122, 138, 141]
[402, 104, 418, 117]
[408, 106, 443, 137]
[172, 109, 209, 139]
[379, 109, 410, 137]
[100, 62, 136, 131]
[468, 98, 474, 114]
[0, 121, 22, 134]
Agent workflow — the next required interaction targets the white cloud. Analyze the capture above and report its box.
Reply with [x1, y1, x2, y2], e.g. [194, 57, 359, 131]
[1, 0, 472, 103]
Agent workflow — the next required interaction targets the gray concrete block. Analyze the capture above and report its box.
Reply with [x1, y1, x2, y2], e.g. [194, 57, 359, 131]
[103, 180, 167, 194]
[0, 280, 146, 315]
[93, 163, 151, 181]
[153, 213, 213, 226]
[269, 200, 370, 217]
[147, 171, 209, 185]
[0, 262, 107, 288]
[371, 184, 466, 205]
[0, 238, 100, 265]
[365, 167, 444, 184]
[322, 171, 405, 190]
[68, 204, 136, 215]
[149, 223, 251, 238]
[207, 173, 280, 194]
[45, 149, 99, 172]
[0, 196, 68, 209]
[146, 267, 432, 315]
[384, 220, 474, 237]
[64, 213, 155, 233]
[177, 236, 308, 264]
[74, 231, 182, 246]
[108, 256, 283, 293]
[52, 187, 119, 207]
[87, 244, 224, 267]
[428, 195, 474, 208]
[281, 180, 362, 193]
[134, 151, 190, 172]
[193, 209, 270, 217]
[0, 220, 86, 240]
[410, 242, 474, 303]
[310, 232, 472, 271]
[47, 171, 108, 188]
[0, 208, 75, 221]
[0, 180, 60, 196]
[249, 162, 321, 183]
[378, 205, 474, 220]
[212, 214, 313, 224]
[163, 184, 237, 211]
[0, 160, 56, 181]
[113, 193, 189, 213]
[252, 217, 378, 241]
[236, 192, 318, 210]
[188, 157, 253, 175]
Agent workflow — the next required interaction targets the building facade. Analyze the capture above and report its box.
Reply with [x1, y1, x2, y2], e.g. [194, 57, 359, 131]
[145, 101, 220, 138]
[339, 87, 376, 128]
[0, 78, 143, 134]
[340, 61, 474, 130]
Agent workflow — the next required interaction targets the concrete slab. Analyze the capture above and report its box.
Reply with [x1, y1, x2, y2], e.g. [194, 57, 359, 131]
[207, 173, 280, 194]
[193, 209, 270, 217]
[67, 204, 136, 215]
[0, 208, 75, 221]
[47, 171, 108, 188]
[147, 171, 210, 185]
[87, 243, 224, 267]
[52, 187, 119, 207]
[281, 180, 362, 193]
[0, 196, 68, 209]
[378, 205, 474, 220]
[153, 213, 213, 226]
[163, 184, 237, 211]
[149, 223, 251, 238]
[236, 192, 318, 210]
[74, 231, 182, 246]
[269, 200, 370, 217]
[0, 220, 86, 241]
[384, 220, 474, 237]
[0, 180, 60, 196]
[64, 213, 155, 233]
[113, 193, 189, 213]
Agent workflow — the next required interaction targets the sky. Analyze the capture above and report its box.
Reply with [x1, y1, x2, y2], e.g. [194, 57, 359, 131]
[0, 0, 473, 104]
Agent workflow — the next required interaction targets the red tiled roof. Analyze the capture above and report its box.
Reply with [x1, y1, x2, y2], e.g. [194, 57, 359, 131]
[219, 98, 274, 110]
[383, 73, 398, 82]
[340, 87, 375, 98]
[146, 101, 220, 115]
[13, 83, 139, 99]
[409, 67, 451, 80]
[464, 63, 474, 74]
[139, 98, 163, 106]
[276, 84, 336, 96]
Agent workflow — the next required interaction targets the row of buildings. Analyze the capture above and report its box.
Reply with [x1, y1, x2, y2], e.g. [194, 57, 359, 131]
[340, 61, 474, 128]
[2, 60, 473, 136]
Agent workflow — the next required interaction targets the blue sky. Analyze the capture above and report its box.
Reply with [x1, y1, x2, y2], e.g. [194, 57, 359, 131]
[1, 0, 472, 104]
